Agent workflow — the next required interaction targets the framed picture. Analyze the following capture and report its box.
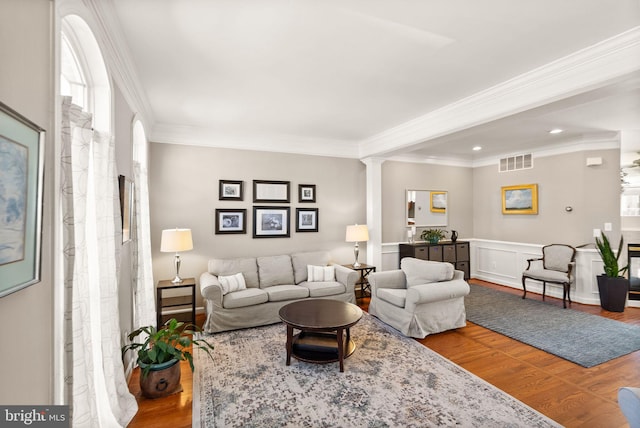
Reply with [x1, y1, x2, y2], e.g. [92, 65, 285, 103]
[430, 191, 447, 213]
[298, 184, 316, 203]
[0, 102, 45, 298]
[253, 206, 290, 238]
[215, 209, 247, 234]
[219, 180, 243, 201]
[502, 184, 538, 215]
[253, 180, 290, 203]
[296, 208, 318, 232]
[118, 175, 134, 243]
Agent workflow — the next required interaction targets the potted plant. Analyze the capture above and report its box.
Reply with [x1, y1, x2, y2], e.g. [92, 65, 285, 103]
[122, 318, 215, 398]
[421, 228, 447, 244]
[595, 232, 629, 312]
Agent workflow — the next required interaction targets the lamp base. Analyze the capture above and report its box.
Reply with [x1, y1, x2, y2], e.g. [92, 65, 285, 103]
[171, 276, 183, 284]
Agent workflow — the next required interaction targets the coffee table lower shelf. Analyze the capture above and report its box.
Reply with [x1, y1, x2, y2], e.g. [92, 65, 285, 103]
[291, 331, 356, 364]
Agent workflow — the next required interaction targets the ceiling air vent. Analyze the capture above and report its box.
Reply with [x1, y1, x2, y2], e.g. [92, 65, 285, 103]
[499, 153, 533, 172]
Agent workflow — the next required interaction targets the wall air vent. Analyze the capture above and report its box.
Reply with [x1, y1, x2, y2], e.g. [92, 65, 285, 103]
[499, 153, 533, 172]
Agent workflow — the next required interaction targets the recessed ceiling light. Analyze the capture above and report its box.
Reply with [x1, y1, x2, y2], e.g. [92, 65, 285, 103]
[472, 146, 482, 151]
[549, 128, 563, 134]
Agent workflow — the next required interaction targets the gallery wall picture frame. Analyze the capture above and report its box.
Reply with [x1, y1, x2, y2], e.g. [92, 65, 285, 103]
[0, 101, 45, 298]
[296, 208, 318, 232]
[298, 184, 316, 203]
[219, 180, 244, 201]
[215, 208, 247, 234]
[253, 206, 290, 238]
[118, 175, 134, 243]
[253, 180, 290, 203]
[430, 191, 447, 213]
[502, 183, 538, 215]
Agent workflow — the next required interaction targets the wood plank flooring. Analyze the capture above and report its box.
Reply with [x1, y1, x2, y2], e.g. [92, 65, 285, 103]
[127, 279, 640, 427]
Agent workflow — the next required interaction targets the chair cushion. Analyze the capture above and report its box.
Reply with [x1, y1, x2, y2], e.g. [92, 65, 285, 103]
[257, 255, 294, 288]
[218, 272, 247, 295]
[265, 285, 310, 302]
[307, 265, 335, 282]
[523, 268, 571, 283]
[377, 288, 407, 308]
[543, 245, 574, 272]
[618, 387, 640, 428]
[208, 257, 259, 288]
[291, 251, 331, 284]
[299, 281, 345, 297]
[222, 288, 268, 309]
[401, 258, 455, 287]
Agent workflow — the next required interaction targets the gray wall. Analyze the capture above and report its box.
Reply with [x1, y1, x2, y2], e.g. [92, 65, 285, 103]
[381, 161, 474, 243]
[472, 149, 621, 246]
[148, 143, 367, 308]
[0, 0, 53, 404]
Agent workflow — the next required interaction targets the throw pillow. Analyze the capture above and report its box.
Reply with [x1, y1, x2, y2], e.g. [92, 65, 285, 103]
[307, 265, 335, 282]
[218, 272, 247, 295]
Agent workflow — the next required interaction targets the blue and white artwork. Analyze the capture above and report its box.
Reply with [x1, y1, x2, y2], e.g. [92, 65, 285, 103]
[0, 136, 27, 265]
[505, 188, 533, 210]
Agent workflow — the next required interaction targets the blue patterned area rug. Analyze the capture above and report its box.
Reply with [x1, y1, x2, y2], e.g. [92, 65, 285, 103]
[466, 284, 640, 368]
[193, 312, 560, 427]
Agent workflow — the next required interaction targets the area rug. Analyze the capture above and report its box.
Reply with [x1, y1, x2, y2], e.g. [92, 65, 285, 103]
[193, 313, 560, 427]
[466, 284, 640, 368]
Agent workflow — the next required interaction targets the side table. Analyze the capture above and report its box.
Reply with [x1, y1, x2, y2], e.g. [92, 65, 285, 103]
[156, 277, 196, 330]
[342, 263, 376, 298]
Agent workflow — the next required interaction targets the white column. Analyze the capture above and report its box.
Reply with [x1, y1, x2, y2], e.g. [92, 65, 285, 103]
[362, 157, 385, 269]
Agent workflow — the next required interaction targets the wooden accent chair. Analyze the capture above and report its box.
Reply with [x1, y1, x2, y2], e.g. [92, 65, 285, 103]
[522, 244, 576, 308]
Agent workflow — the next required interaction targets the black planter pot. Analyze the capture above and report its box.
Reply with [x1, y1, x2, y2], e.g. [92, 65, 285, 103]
[596, 275, 629, 312]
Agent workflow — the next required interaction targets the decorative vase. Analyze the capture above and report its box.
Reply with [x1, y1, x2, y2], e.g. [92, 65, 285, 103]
[139, 359, 181, 398]
[428, 237, 440, 244]
[450, 230, 458, 242]
[596, 275, 629, 312]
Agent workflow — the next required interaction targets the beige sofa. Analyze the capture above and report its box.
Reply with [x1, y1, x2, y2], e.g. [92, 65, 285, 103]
[200, 251, 358, 333]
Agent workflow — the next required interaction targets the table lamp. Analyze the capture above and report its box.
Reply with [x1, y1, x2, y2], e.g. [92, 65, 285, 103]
[161, 228, 193, 283]
[345, 224, 369, 267]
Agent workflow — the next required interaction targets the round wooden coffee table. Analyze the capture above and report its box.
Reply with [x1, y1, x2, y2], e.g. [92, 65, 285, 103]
[279, 299, 363, 372]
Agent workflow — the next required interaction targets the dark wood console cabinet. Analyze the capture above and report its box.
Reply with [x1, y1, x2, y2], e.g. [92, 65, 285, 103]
[399, 241, 470, 279]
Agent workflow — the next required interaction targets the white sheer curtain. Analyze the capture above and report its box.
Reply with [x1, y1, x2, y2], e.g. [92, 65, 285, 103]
[61, 97, 138, 427]
[132, 160, 156, 328]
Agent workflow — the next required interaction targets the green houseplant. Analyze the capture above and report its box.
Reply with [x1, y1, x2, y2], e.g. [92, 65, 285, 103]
[595, 232, 630, 312]
[122, 318, 215, 398]
[421, 228, 447, 244]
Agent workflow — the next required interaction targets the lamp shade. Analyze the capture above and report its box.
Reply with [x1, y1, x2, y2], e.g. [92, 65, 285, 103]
[160, 228, 193, 252]
[345, 224, 369, 242]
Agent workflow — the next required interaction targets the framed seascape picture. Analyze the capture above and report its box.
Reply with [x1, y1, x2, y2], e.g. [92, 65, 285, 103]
[430, 191, 447, 213]
[298, 184, 316, 203]
[219, 180, 243, 201]
[253, 206, 290, 238]
[502, 184, 538, 215]
[215, 209, 247, 234]
[0, 102, 45, 298]
[296, 208, 318, 232]
[253, 180, 290, 203]
[118, 175, 134, 243]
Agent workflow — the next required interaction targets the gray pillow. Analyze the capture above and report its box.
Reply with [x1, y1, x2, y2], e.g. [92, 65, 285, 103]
[291, 251, 331, 284]
[401, 258, 454, 287]
[257, 255, 295, 288]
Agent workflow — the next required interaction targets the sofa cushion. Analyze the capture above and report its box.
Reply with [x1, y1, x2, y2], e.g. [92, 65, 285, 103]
[218, 272, 247, 295]
[257, 255, 295, 288]
[299, 281, 345, 297]
[307, 265, 335, 282]
[401, 258, 454, 287]
[222, 288, 268, 309]
[377, 288, 406, 308]
[291, 251, 331, 284]
[209, 257, 259, 288]
[265, 285, 310, 302]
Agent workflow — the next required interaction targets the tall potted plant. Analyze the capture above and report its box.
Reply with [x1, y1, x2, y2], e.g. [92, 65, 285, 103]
[122, 318, 215, 398]
[595, 232, 629, 312]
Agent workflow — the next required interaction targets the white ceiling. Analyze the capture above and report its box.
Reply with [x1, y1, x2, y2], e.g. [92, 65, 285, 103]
[109, 0, 640, 164]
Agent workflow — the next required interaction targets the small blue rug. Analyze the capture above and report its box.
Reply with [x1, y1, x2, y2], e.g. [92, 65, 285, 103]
[466, 285, 640, 367]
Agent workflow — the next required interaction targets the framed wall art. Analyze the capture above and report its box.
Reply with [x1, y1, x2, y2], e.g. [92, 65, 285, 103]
[298, 184, 316, 203]
[215, 208, 247, 234]
[430, 191, 447, 213]
[118, 175, 134, 243]
[219, 180, 243, 201]
[253, 206, 290, 238]
[502, 184, 538, 215]
[0, 102, 45, 298]
[253, 180, 290, 203]
[296, 208, 318, 232]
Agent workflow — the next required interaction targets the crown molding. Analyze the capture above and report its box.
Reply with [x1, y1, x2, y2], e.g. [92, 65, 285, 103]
[359, 26, 640, 159]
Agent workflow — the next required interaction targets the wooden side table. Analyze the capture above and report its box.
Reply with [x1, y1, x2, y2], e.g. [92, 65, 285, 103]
[343, 263, 376, 298]
[156, 277, 196, 330]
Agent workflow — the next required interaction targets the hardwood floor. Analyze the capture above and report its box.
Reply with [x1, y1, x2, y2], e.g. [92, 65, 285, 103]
[127, 280, 640, 427]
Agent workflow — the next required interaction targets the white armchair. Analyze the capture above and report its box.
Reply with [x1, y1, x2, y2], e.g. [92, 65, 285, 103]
[619, 387, 640, 428]
[368, 258, 470, 339]
[522, 244, 576, 308]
